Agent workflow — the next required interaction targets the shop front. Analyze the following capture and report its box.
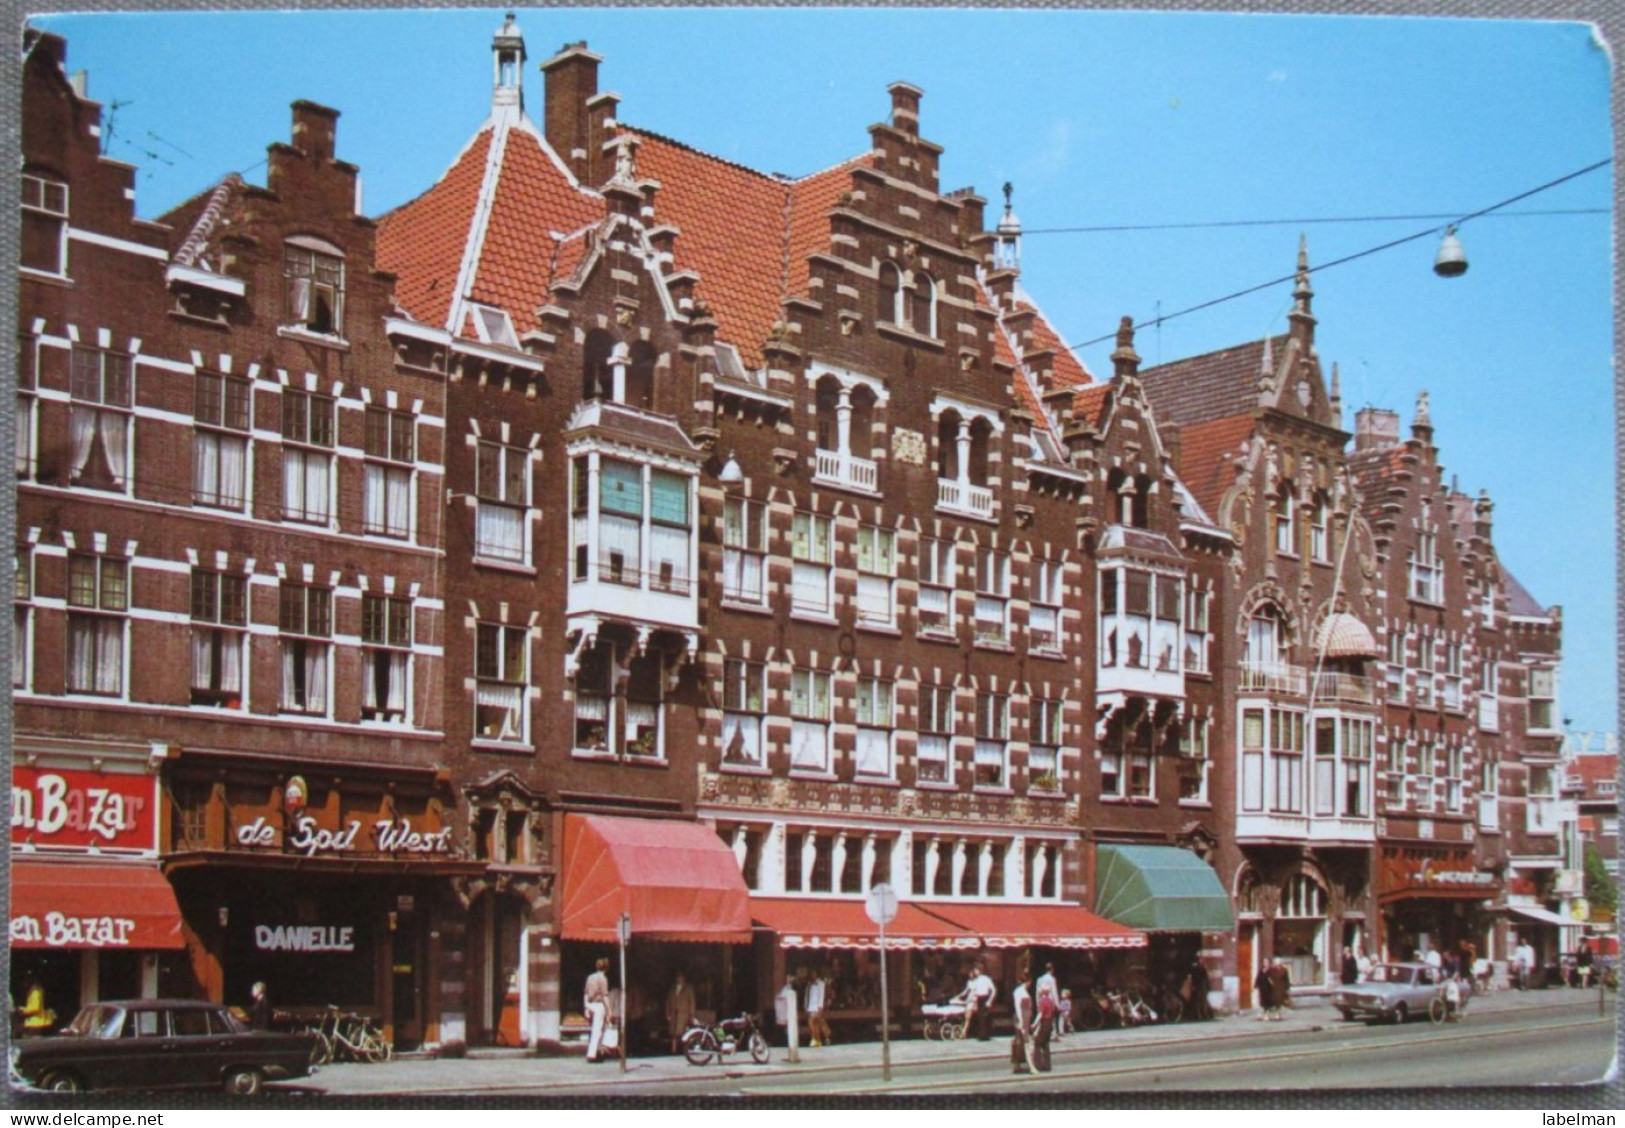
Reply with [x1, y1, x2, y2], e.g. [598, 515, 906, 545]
[10, 753, 191, 1025]
[553, 813, 753, 1053]
[162, 753, 480, 1049]
[1376, 845, 1502, 966]
[1093, 844, 1235, 1012]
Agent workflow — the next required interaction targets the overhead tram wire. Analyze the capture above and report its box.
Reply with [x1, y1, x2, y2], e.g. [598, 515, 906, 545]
[1025, 207, 1607, 236]
[1063, 157, 1612, 351]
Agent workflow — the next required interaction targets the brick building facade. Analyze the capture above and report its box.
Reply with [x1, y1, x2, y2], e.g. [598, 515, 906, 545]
[11, 20, 1573, 1049]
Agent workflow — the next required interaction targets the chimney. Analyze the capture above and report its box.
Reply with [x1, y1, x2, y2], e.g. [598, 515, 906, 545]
[1353, 407, 1400, 451]
[1111, 316, 1140, 380]
[290, 101, 339, 162]
[888, 81, 923, 136]
[541, 41, 603, 183]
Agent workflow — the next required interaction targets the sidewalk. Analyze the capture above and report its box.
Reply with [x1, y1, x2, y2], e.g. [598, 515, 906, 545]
[287, 984, 1605, 1097]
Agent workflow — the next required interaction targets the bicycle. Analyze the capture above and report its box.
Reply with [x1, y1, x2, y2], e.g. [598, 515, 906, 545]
[309, 1005, 394, 1064]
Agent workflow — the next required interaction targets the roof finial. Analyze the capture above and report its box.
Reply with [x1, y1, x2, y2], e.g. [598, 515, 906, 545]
[491, 11, 527, 114]
[1260, 334, 1274, 376]
[1329, 360, 1342, 420]
[1111, 316, 1140, 379]
[1414, 388, 1432, 429]
[995, 181, 1021, 272]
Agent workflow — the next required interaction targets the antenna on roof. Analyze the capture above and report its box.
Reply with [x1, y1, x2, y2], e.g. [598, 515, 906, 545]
[102, 98, 132, 156]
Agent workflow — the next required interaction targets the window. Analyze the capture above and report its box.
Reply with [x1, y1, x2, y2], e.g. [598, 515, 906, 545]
[1269, 708, 1306, 813]
[1408, 527, 1443, 603]
[21, 173, 68, 275]
[363, 407, 414, 538]
[1185, 587, 1210, 673]
[856, 525, 896, 627]
[1274, 488, 1297, 555]
[190, 570, 247, 707]
[475, 624, 528, 743]
[1528, 667, 1557, 731]
[1414, 629, 1435, 708]
[1101, 747, 1124, 799]
[855, 676, 895, 778]
[1478, 658, 1500, 732]
[917, 683, 954, 784]
[476, 440, 530, 564]
[67, 554, 126, 695]
[721, 659, 766, 768]
[1309, 496, 1330, 561]
[722, 498, 767, 605]
[16, 342, 35, 479]
[1029, 698, 1062, 792]
[69, 347, 132, 491]
[281, 390, 334, 524]
[573, 457, 693, 595]
[910, 272, 938, 337]
[572, 644, 665, 758]
[13, 549, 31, 690]
[790, 668, 832, 772]
[1127, 723, 1155, 800]
[1386, 629, 1407, 702]
[1242, 707, 1266, 811]
[1444, 745, 1464, 812]
[278, 583, 331, 715]
[470, 303, 518, 348]
[1029, 559, 1064, 654]
[791, 511, 833, 615]
[974, 547, 1010, 645]
[284, 238, 344, 335]
[974, 692, 1009, 788]
[1179, 716, 1210, 803]
[1341, 717, 1374, 818]
[361, 595, 412, 723]
[193, 373, 251, 511]
[1441, 641, 1464, 711]
[877, 261, 903, 324]
[917, 538, 956, 637]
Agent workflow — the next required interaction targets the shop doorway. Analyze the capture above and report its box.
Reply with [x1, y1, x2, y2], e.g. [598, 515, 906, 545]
[468, 890, 527, 1046]
[390, 894, 425, 1050]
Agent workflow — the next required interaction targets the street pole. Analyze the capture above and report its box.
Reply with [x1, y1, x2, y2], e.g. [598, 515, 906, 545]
[879, 911, 891, 1083]
[617, 912, 630, 1074]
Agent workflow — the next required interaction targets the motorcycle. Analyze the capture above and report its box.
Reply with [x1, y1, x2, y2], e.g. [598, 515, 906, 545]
[681, 1011, 771, 1066]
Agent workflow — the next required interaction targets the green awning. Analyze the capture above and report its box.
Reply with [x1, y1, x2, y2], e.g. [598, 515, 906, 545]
[1094, 844, 1234, 933]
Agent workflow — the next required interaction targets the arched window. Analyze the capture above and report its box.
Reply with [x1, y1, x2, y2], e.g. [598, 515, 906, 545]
[910, 272, 936, 337]
[1246, 605, 1285, 670]
[936, 410, 961, 481]
[877, 261, 903, 324]
[814, 376, 842, 452]
[967, 417, 993, 486]
[849, 384, 876, 457]
[1278, 873, 1327, 919]
[625, 341, 656, 411]
[582, 330, 615, 401]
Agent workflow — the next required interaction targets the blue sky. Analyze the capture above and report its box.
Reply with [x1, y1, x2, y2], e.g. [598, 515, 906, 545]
[33, 8, 1616, 732]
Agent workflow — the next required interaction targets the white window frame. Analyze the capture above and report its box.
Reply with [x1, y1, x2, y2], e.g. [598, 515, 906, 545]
[1185, 586, 1211, 674]
[917, 682, 955, 785]
[917, 537, 957, 638]
[190, 569, 248, 709]
[284, 236, 345, 337]
[1029, 697, 1063, 792]
[974, 691, 1009, 789]
[973, 546, 1010, 645]
[477, 439, 531, 565]
[856, 524, 897, 627]
[1029, 558, 1064, 655]
[854, 675, 895, 779]
[790, 667, 833, 772]
[69, 346, 133, 493]
[722, 498, 767, 607]
[66, 553, 127, 697]
[13, 548, 32, 691]
[193, 372, 251, 512]
[1274, 488, 1297, 556]
[1408, 527, 1443, 604]
[1179, 715, 1210, 804]
[721, 658, 767, 769]
[363, 405, 415, 540]
[281, 389, 335, 526]
[474, 622, 529, 744]
[20, 173, 68, 276]
[791, 511, 834, 617]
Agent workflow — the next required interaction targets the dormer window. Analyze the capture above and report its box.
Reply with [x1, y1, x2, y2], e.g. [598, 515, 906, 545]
[284, 236, 345, 336]
[470, 303, 518, 349]
[21, 173, 68, 276]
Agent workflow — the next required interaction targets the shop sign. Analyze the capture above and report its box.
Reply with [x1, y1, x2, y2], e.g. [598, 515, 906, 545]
[234, 814, 453, 858]
[254, 924, 357, 953]
[9, 912, 138, 947]
[10, 767, 157, 854]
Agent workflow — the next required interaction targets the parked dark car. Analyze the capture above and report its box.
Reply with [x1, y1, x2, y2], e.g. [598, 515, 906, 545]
[11, 999, 316, 1095]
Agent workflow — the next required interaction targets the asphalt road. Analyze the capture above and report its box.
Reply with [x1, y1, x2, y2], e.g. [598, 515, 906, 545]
[281, 990, 1615, 1101]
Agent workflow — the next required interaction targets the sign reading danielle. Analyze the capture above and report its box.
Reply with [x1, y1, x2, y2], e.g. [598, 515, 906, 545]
[254, 924, 357, 952]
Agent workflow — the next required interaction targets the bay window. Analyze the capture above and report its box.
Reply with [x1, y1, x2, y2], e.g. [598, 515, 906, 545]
[572, 456, 693, 595]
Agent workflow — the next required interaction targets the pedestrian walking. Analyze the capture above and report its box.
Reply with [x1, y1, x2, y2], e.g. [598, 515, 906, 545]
[665, 971, 695, 1053]
[1186, 960, 1213, 1021]
[969, 963, 996, 1041]
[1254, 961, 1275, 1021]
[18, 979, 53, 1036]
[1514, 937, 1535, 991]
[1009, 979, 1033, 1074]
[584, 957, 610, 1063]
[1031, 985, 1056, 1073]
[806, 969, 833, 1047]
[1340, 947, 1359, 986]
[1266, 958, 1292, 1020]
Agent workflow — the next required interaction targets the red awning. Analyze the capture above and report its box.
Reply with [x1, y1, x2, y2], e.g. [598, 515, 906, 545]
[752, 898, 981, 950]
[559, 814, 752, 944]
[10, 860, 185, 949]
[919, 902, 1147, 950]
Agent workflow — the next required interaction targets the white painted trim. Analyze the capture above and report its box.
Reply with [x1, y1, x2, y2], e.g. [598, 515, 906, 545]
[68, 228, 168, 262]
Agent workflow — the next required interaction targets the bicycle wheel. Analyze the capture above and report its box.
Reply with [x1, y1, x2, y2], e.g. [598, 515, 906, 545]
[922, 1017, 939, 1041]
[308, 1029, 333, 1067]
[358, 1030, 387, 1063]
[1428, 996, 1447, 1024]
[748, 1031, 770, 1064]
[1077, 1003, 1104, 1032]
[1161, 995, 1184, 1024]
[684, 1028, 718, 1066]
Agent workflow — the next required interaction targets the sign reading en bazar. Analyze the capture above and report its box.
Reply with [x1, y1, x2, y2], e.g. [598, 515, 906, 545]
[10, 767, 159, 854]
[230, 776, 454, 858]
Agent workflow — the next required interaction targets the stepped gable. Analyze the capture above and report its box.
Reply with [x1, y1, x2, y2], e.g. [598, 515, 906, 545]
[785, 156, 871, 302]
[376, 129, 498, 329]
[1069, 382, 1111, 429]
[1171, 414, 1255, 519]
[1138, 336, 1285, 427]
[1023, 297, 1092, 389]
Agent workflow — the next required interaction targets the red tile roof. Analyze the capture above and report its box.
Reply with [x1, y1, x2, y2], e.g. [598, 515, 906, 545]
[1070, 382, 1111, 429]
[1173, 414, 1255, 518]
[1139, 336, 1284, 427]
[377, 128, 497, 330]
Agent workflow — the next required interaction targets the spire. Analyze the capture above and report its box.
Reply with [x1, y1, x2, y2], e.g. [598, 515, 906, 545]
[995, 181, 1021, 272]
[1260, 335, 1274, 376]
[1111, 316, 1140, 379]
[1329, 360, 1342, 424]
[1288, 233, 1317, 346]
[492, 11, 526, 114]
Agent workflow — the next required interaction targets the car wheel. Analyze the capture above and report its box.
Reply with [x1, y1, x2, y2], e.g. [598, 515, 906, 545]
[1428, 997, 1448, 1025]
[41, 1070, 83, 1093]
[223, 1067, 263, 1097]
[1392, 1003, 1408, 1025]
[1337, 1008, 1354, 1022]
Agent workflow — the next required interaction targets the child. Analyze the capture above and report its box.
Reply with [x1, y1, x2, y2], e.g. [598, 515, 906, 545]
[1056, 988, 1073, 1037]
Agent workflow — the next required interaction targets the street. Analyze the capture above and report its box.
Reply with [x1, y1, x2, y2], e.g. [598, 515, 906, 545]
[283, 989, 1615, 1100]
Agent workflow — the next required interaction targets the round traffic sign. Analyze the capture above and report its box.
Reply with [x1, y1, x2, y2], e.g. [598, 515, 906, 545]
[865, 882, 899, 926]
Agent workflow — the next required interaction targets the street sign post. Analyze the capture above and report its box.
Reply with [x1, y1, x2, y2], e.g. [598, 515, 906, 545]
[616, 912, 631, 1073]
[865, 883, 899, 1082]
